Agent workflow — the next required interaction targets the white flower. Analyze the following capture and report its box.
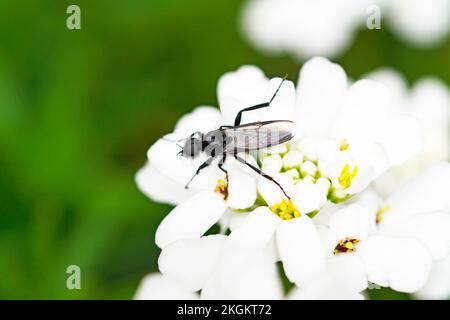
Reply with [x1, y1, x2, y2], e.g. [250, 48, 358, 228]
[134, 235, 283, 300]
[365, 68, 450, 196]
[229, 205, 326, 287]
[242, 0, 450, 59]
[376, 164, 450, 262]
[287, 252, 366, 300]
[379, 0, 450, 47]
[136, 58, 424, 297]
[242, 0, 369, 58]
[312, 164, 450, 293]
[137, 58, 422, 270]
[363, 164, 450, 293]
[134, 273, 198, 300]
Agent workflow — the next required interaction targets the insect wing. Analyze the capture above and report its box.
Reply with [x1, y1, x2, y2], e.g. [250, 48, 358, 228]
[224, 120, 294, 152]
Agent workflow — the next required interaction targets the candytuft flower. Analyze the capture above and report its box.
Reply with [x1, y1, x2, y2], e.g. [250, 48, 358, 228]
[136, 57, 431, 298]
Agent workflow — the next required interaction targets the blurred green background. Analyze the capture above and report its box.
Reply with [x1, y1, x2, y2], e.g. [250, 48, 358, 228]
[0, 0, 448, 299]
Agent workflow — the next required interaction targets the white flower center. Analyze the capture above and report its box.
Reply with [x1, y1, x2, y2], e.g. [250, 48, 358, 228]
[270, 199, 301, 220]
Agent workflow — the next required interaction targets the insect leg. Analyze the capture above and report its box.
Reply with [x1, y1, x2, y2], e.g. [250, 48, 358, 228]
[233, 75, 288, 126]
[234, 155, 291, 199]
[218, 154, 228, 185]
[185, 156, 214, 189]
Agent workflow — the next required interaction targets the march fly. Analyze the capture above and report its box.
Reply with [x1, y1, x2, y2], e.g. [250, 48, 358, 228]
[168, 76, 294, 198]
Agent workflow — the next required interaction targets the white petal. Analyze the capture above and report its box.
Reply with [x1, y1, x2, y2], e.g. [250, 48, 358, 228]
[155, 191, 227, 248]
[381, 212, 450, 260]
[201, 246, 283, 300]
[312, 201, 343, 226]
[316, 224, 340, 258]
[328, 204, 373, 241]
[358, 235, 433, 293]
[276, 215, 326, 287]
[387, 0, 450, 46]
[158, 235, 227, 292]
[288, 263, 365, 301]
[228, 206, 279, 249]
[289, 287, 364, 300]
[291, 179, 326, 214]
[134, 273, 198, 300]
[379, 114, 423, 166]
[365, 68, 408, 105]
[257, 173, 293, 206]
[174, 106, 224, 137]
[326, 254, 368, 293]
[135, 162, 195, 205]
[226, 162, 257, 209]
[414, 255, 450, 300]
[383, 163, 450, 226]
[148, 136, 222, 189]
[217, 65, 295, 125]
[296, 57, 347, 137]
[227, 210, 250, 232]
[261, 154, 283, 176]
[332, 79, 391, 147]
[288, 252, 368, 299]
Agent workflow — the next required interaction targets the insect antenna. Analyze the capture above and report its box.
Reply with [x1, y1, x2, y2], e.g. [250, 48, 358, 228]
[269, 73, 288, 104]
[161, 136, 188, 143]
[161, 136, 185, 155]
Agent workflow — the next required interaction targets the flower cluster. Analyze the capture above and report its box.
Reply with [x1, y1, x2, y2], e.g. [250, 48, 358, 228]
[135, 58, 450, 299]
[242, 0, 450, 58]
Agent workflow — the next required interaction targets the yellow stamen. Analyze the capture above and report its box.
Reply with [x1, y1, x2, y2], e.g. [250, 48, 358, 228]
[376, 205, 391, 224]
[334, 238, 360, 255]
[340, 139, 349, 151]
[214, 179, 228, 199]
[270, 199, 301, 220]
[338, 164, 358, 189]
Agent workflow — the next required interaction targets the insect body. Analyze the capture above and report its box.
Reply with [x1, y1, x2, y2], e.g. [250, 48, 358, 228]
[175, 76, 294, 198]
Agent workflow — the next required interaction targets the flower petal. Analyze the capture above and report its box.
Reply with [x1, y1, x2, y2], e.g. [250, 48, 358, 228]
[316, 224, 340, 258]
[358, 235, 433, 293]
[174, 106, 224, 137]
[296, 57, 347, 138]
[226, 161, 257, 210]
[332, 80, 391, 146]
[155, 191, 227, 248]
[291, 179, 327, 214]
[328, 204, 373, 241]
[228, 206, 279, 249]
[134, 273, 198, 300]
[201, 245, 283, 300]
[257, 173, 293, 206]
[383, 163, 450, 226]
[379, 114, 423, 166]
[158, 235, 227, 292]
[135, 162, 195, 205]
[218, 65, 296, 125]
[147, 135, 222, 189]
[326, 254, 368, 293]
[276, 215, 326, 287]
[414, 255, 450, 300]
[380, 212, 450, 260]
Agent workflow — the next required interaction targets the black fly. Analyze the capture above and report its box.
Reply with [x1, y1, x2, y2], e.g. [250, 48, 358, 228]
[169, 76, 294, 198]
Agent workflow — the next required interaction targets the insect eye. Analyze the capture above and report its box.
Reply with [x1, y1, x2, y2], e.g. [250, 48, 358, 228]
[183, 138, 201, 158]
